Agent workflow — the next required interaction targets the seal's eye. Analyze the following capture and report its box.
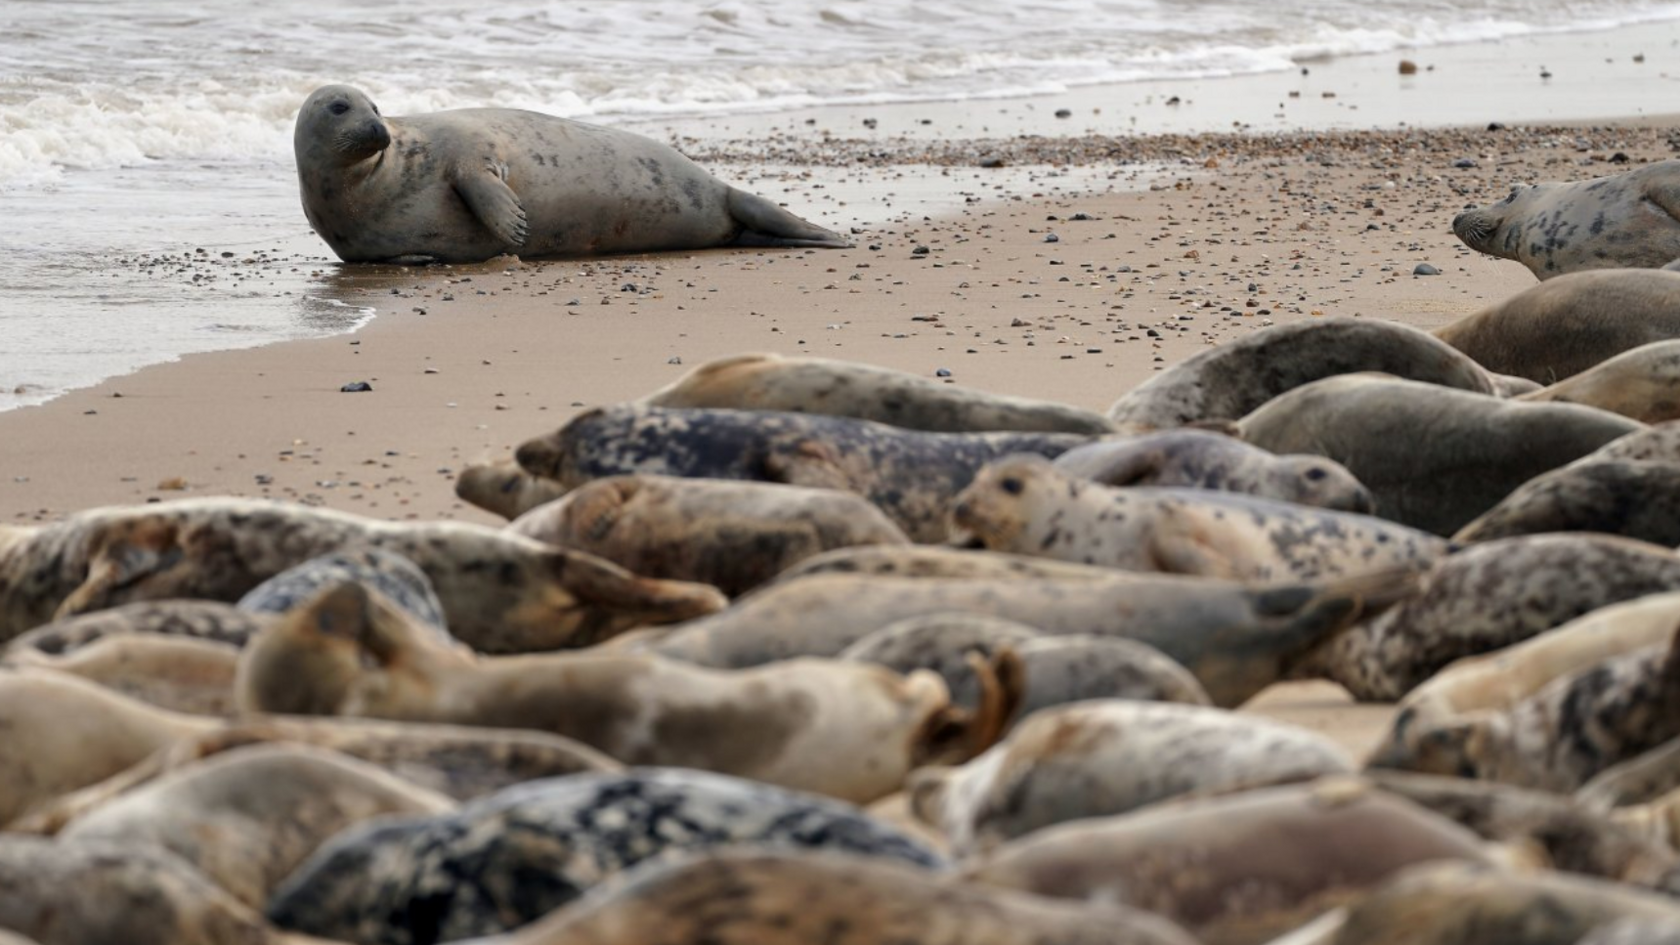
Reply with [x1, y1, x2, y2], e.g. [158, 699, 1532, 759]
[371, 103, 381, 115]
[1304, 467, 1328, 482]
[329, 101, 350, 116]
[1000, 477, 1024, 495]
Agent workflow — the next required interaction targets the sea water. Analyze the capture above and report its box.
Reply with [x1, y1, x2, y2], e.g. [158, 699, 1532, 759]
[4, 0, 1680, 409]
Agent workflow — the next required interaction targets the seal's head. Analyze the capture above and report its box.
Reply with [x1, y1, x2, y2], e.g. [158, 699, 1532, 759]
[1452, 183, 1550, 262]
[294, 84, 392, 166]
[947, 453, 1059, 549]
[1274, 455, 1376, 514]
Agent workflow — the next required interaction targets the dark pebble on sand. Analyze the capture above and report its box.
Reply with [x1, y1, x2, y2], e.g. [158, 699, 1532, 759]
[1044, 233, 1060, 243]
[1611, 152, 1630, 164]
[1414, 263, 1441, 276]
[1452, 158, 1477, 168]
[1055, 108, 1072, 118]
[1487, 122, 1506, 131]
[912, 246, 930, 256]
[978, 154, 1007, 168]
[935, 368, 952, 377]
[341, 381, 373, 393]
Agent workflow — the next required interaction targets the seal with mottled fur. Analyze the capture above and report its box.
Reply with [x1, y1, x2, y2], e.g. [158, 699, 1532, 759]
[840, 615, 1211, 716]
[236, 548, 449, 635]
[1581, 740, 1680, 813]
[1235, 374, 1642, 535]
[1433, 270, 1680, 382]
[1051, 429, 1374, 512]
[446, 849, 1200, 945]
[508, 474, 910, 596]
[514, 404, 1090, 543]
[295, 84, 849, 264]
[951, 454, 1444, 581]
[1296, 533, 1680, 701]
[58, 743, 454, 909]
[1, 600, 266, 657]
[1105, 316, 1500, 429]
[1519, 340, 1680, 423]
[1367, 627, 1680, 792]
[0, 836, 319, 945]
[0, 497, 726, 653]
[1381, 591, 1680, 746]
[967, 779, 1492, 945]
[1588, 420, 1680, 465]
[640, 352, 1116, 434]
[772, 545, 1121, 584]
[1451, 161, 1680, 279]
[653, 567, 1415, 708]
[266, 770, 951, 945]
[910, 700, 1353, 854]
[1365, 770, 1680, 892]
[455, 458, 568, 520]
[1454, 460, 1680, 545]
[237, 582, 1016, 804]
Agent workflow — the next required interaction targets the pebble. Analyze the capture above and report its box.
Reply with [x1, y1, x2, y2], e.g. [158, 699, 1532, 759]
[341, 381, 373, 393]
[1413, 263, 1441, 276]
[935, 368, 952, 378]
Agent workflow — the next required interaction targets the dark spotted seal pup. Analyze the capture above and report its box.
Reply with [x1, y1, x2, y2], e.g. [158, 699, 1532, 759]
[513, 405, 1091, 542]
[265, 769, 949, 945]
[294, 84, 849, 264]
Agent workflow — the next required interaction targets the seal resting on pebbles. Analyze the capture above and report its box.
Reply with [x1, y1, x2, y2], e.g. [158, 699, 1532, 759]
[294, 84, 849, 264]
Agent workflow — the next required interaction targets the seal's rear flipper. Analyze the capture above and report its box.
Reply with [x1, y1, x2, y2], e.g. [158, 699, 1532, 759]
[727, 189, 853, 249]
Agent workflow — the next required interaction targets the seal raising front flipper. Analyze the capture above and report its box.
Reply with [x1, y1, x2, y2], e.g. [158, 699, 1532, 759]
[456, 161, 529, 249]
[727, 188, 853, 248]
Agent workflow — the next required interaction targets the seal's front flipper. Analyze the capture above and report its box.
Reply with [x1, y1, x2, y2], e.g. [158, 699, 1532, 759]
[457, 162, 529, 247]
[727, 189, 853, 249]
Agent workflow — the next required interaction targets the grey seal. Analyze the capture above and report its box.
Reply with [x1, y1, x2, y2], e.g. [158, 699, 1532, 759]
[1433, 269, 1680, 382]
[1451, 160, 1680, 279]
[1104, 316, 1500, 429]
[1234, 374, 1641, 535]
[1519, 339, 1680, 423]
[236, 547, 449, 637]
[265, 768, 948, 945]
[1454, 460, 1680, 545]
[294, 84, 849, 264]
[1050, 429, 1374, 513]
[514, 404, 1090, 542]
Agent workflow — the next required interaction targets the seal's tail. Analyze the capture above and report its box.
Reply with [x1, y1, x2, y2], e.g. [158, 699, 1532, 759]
[727, 189, 854, 249]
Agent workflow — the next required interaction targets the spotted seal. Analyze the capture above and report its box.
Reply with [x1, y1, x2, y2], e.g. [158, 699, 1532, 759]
[839, 614, 1212, 716]
[265, 769, 950, 945]
[771, 545, 1122, 584]
[235, 548, 448, 635]
[294, 84, 849, 265]
[1298, 533, 1680, 701]
[0, 497, 727, 653]
[1050, 429, 1374, 512]
[1, 600, 266, 658]
[1519, 340, 1680, 423]
[1367, 627, 1680, 791]
[0, 836, 314, 945]
[4, 634, 241, 716]
[1588, 421, 1680, 464]
[951, 454, 1444, 581]
[967, 779, 1492, 945]
[236, 582, 1015, 803]
[653, 567, 1414, 708]
[909, 700, 1354, 854]
[1105, 316, 1500, 430]
[1454, 460, 1680, 545]
[56, 743, 453, 909]
[639, 352, 1116, 434]
[1235, 373, 1642, 535]
[462, 849, 1200, 945]
[507, 474, 910, 596]
[513, 404, 1090, 542]
[454, 458, 569, 521]
[1451, 161, 1680, 279]
[1433, 270, 1680, 382]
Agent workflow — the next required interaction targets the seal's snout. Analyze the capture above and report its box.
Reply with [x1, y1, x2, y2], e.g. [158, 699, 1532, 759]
[364, 121, 391, 152]
[1451, 207, 1496, 250]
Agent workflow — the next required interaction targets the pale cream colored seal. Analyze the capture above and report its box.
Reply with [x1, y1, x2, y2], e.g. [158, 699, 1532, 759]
[236, 581, 1018, 804]
[1519, 340, 1680, 423]
[455, 458, 569, 520]
[2, 633, 239, 716]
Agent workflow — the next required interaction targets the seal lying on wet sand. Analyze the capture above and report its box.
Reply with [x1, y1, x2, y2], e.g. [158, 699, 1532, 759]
[294, 84, 850, 264]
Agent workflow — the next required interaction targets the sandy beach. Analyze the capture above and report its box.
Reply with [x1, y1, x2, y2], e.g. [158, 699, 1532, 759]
[5, 23, 1680, 756]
